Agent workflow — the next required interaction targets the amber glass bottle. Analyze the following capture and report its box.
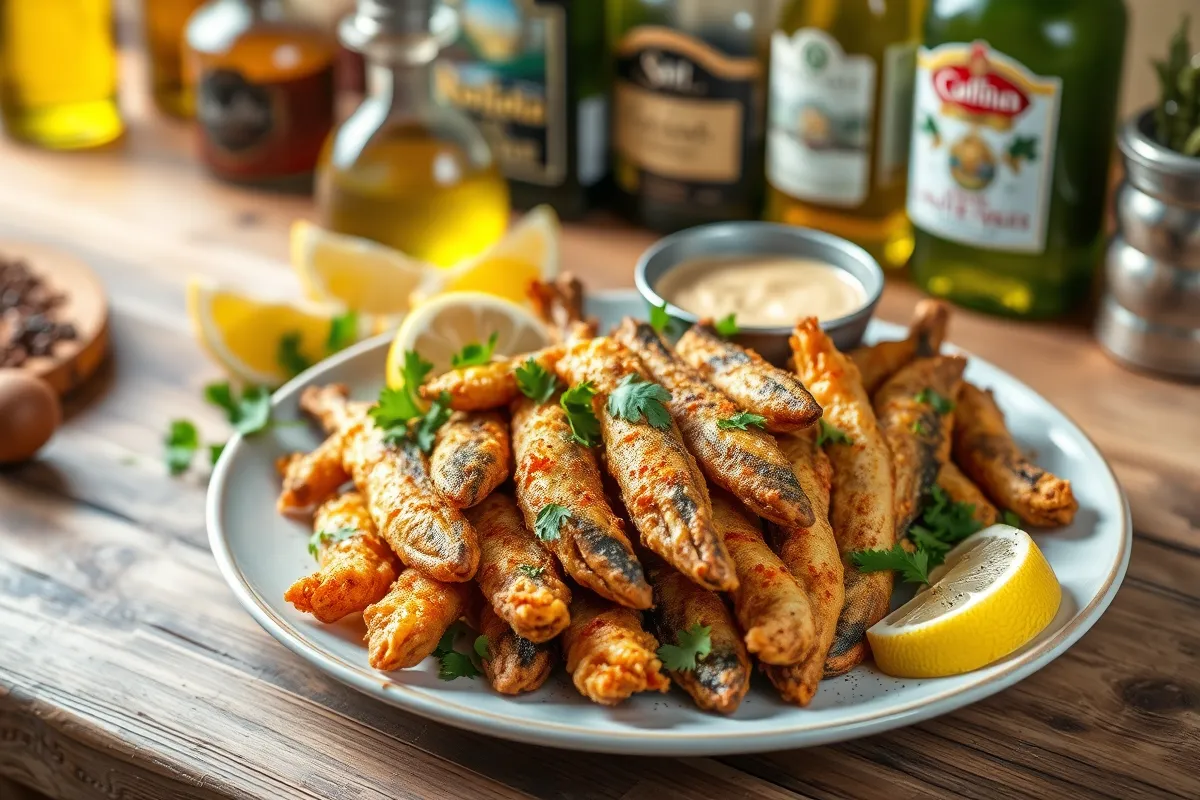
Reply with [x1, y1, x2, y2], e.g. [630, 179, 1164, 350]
[317, 0, 510, 266]
[0, 0, 123, 149]
[185, 0, 337, 187]
[145, 0, 208, 118]
[764, 0, 917, 270]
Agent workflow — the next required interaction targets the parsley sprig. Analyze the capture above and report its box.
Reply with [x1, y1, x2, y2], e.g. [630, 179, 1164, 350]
[854, 544, 933, 586]
[307, 526, 358, 558]
[607, 374, 672, 429]
[277, 311, 360, 379]
[535, 503, 571, 542]
[432, 623, 485, 680]
[164, 381, 283, 475]
[713, 313, 739, 338]
[717, 410, 766, 431]
[451, 332, 499, 368]
[816, 419, 853, 447]
[915, 387, 955, 415]
[367, 351, 451, 453]
[649, 300, 677, 335]
[164, 420, 200, 475]
[657, 623, 712, 672]
[514, 357, 559, 404]
[517, 563, 546, 579]
[560, 381, 601, 446]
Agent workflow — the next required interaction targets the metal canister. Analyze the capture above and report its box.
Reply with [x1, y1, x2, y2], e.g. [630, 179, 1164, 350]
[1096, 110, 1200, 380]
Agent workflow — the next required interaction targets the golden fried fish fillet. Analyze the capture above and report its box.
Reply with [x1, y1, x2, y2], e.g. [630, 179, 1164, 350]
[850, 300, 951, 395]
[300, 384, 480, 583]
[676, 321, 822, 433]
[465, 490, 572, 643]
[475, 599, 556, 695]
[614, 317, 815, 528]
[510, 393, 652, 608]
[953, 383, 1078, 527]
[764, 429, 844, 706]
[528, 274, 597, 343]
[874, 355, 967, 536]
[430, 410, 511, 508]
[421, 346, 564, 412]
[644, 554, 750, 714]
[283, 491, 400, 623]
[562, 590, 670, 706]
[937, 461, 999, 526]
[556, 336, 736, 591]
[789, 318, 895, 677]
[362, 569, 471, 671]
[275, 432, 349, 518]
[712, 492, 816, 666]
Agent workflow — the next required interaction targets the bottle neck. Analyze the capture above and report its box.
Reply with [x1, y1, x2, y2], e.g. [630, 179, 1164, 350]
[367, 61, 434, 112]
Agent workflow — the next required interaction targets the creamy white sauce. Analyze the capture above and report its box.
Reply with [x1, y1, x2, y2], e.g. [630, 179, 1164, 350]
[656, 256, 866, 326]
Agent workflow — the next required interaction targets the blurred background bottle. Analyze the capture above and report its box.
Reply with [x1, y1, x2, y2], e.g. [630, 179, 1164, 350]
[607, 0, 772, 231]
[316, 0, 509, 266]
[184, 0, 337, 187]
[907, 0, 1128, 318]
[764, 0, 917, 271]
[0, 0, 124, 149]
[144, 0, 208, 118]
[432, 0, 607, 218]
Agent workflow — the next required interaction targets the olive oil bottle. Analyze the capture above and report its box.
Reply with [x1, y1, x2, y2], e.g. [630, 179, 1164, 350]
[433, 0, 607, 218]
[317, 0, 509, 266]
[145, 0, 208, 118]
[0, 0, 123, 149]
[764, 0, 917, 270]
[607, 0, 773, 231]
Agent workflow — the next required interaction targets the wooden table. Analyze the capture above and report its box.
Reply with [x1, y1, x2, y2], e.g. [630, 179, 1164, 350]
[2, 58, 1198, 800]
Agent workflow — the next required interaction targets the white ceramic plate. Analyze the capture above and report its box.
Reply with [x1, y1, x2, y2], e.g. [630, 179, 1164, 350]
[207, 290, 1130, 756]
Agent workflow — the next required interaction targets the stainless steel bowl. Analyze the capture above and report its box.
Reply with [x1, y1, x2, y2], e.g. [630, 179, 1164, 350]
[634, 221, 884, 364]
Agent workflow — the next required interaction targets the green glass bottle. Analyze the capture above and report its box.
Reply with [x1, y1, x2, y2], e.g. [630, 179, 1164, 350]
[907, 0, 1127, 318]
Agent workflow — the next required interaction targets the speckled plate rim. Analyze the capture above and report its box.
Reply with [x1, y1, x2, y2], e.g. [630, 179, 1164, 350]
[207, 291, 1131, 756]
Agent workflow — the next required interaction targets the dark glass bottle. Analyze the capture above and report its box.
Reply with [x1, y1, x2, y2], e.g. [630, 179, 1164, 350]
[433, 0, 607, 218]
[607, 0, 772, 231]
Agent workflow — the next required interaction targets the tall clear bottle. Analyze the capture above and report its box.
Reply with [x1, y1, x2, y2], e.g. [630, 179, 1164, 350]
[607, 0, 773, 231]
[764, 0, 917, 270]
[145, 0, 208, 117]
[0, 0, 123, 149]
[317, 0, 510, 266]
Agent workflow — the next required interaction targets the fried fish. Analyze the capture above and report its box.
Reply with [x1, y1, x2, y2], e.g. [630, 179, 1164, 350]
[561, 590, 670, 706]
[850, 299, 950, 395]
[421, 347, 564, 412]
[362, 569, 472, 671]
[937, 461, 999, 526]
[430, 410, 511, 508]
[275, 431, 348, 518]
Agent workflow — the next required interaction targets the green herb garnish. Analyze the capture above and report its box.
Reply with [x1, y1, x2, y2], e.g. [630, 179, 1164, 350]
[914, 387, 955, 415]
[451, 332, 499, 368]
[164, 419, 199, 475]
[717, 410, 767, 431]
[517, 563, 546, 580]
[560, 381, 601, 447]
[514, 357, 558, 404]
[816, 419, 853, 447]
[326, 310, 359, 354]
[1003, 510, 1022, 527]
[474, 635, 490, 661]
[535, 503, 571, 542]
[607, 374, 672, 429]
[714, 313, 739, 338]
[277, 331, 313, 378]
[307, 526, 358, 558]
[852, 544, 932, 586]
[649, 300, 674, 335]
[657, 623, 712, 672]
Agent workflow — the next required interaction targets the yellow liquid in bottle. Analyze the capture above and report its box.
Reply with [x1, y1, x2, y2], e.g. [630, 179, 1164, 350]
[318, 131, 510, 267]
[0, 0, 123, 149]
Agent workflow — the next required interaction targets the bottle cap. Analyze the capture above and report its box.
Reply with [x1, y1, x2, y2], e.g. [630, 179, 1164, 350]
[339, 0, 457, 64]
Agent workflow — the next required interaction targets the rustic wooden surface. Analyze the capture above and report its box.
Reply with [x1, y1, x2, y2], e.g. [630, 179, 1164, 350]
[1, 46, 1198, 800]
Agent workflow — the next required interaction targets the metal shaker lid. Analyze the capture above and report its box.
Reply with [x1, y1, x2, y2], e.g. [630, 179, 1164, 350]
[339, 0, 458, 64]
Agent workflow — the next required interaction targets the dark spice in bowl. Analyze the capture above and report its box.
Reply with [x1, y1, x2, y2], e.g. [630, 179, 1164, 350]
[1, 254, 79, 367]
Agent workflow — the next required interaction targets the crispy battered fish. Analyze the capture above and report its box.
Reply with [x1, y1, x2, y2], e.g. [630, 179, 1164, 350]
[430, 410, 511, 508]
[475, 599, 556, 695]
[556, 337, 736, 591]
[850, 300, 951, 395]
[562, 590, 670, 706]
[644, 555, 750, 714]
[764, 428, 844, 706]
[790, 319, 895, 676]
[953, 383, 1078, 526]
[421, 347, 564, 412]
[301, 384, 480, 583]
[284, 491, 400, 623]
[510, 394, 652, 608]
[874, 356, 967, 536]
[275, 432, 349, 518]
[676, 321, 822, 433]
[465, 491, 572, 642]
[528, 274, 597, 342]
[937, 461, 999, 526]
[614, 318, 815, 528]
[362, 569, 471, 671]
[713, 492, 816, 666]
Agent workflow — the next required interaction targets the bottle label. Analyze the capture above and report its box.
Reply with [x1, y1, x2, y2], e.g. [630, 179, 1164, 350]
[434, 0, 570, 187]
[767, 28, 876, 207]
[613, 26, 760, 209]
[196, 65, 334, 179]
[907, 42, 1062, 253]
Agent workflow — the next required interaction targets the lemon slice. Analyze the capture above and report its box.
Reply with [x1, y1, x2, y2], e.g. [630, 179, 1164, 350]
[187, 276, 341, 386]
[385, 291, 551, 391]
[290, 219, 438, 316]
[866, 525, 1062, 679]
[413, 205, 560, 307]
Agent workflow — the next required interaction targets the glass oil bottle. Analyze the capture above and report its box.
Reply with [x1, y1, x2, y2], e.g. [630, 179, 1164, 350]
[0, 0, 123, 149]
[145, 0, 208, 118]
[318, 0, 510, 267]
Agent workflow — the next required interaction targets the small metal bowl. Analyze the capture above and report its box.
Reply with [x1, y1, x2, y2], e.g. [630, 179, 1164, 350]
[634, 221, 884, 364]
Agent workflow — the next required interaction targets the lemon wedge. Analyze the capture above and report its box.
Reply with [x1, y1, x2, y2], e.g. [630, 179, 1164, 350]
[866, 525, 1062, 679]
[413, 205, 560, 307]
[385, 291, 551, 392]
[187, 276, 341, 386]
[290, 219, 437, 317]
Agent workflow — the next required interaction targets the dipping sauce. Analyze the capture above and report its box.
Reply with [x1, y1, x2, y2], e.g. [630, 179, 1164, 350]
[656, 255, 867, 326]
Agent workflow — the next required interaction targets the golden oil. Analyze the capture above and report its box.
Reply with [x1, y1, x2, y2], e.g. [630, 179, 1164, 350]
[0, 0, 123, 149]
[144, 0, 207, 118]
